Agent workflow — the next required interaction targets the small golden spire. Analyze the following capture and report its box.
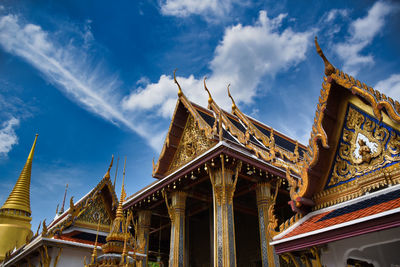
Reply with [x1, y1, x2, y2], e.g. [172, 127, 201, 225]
[120, 217, 130, 265]
[103, 155, 114, 179]
[1, 134, 38, 214]
[116, 157, 127, 219]
[174, 69, 183, 97]
[90, 215, 101, 264]
[59, 184, 68, 215]
[315, 36, 335, 76]
[203, 77, 213, 105]
[227, 84, 237, 111]
[113, 156, 119, 188]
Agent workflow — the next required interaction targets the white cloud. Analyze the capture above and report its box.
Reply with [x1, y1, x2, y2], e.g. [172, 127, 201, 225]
[0, 11, 313, 152]
[334, 1, 395, 76]
[375, 74, 400, 101]
[0, 14, 164, 150]
[0, 117, 19, 156]
[123, 11, 313, 117]
[160, 0, 233, 17]
[325, 9, 349, 23]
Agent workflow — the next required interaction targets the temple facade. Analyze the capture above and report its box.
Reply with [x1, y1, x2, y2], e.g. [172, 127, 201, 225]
[1, 38, 399, 267]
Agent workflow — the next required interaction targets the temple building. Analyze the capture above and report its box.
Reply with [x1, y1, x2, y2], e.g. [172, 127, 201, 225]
[1, 38, 399, 267]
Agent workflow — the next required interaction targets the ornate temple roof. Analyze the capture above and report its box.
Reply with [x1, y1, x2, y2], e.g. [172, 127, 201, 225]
[151, 71, 306, 180]
[287, 38, 400, 210]
[46, 157, 118, 236]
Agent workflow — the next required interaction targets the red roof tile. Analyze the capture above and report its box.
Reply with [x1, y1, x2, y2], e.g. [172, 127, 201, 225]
[277, 196, 400, 240]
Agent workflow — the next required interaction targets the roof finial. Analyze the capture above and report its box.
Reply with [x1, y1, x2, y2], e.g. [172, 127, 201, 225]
[113, 156, 119, 188]
[90, 215, 101, 264]
[227, 84, 237, 111]
[59, 184, 68, 215]
[1, 134, 38, 214]
[315, 36, 335, 76]
[103, 155, 114, 179]
[174, 69, 183, 97]
[120, 216, 130, 265]
[116, 157, 127, 219]
[203, 77, 213, 105]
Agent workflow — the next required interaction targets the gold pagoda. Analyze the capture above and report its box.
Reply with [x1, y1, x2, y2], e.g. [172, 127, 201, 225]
[0, 134, 38, 261]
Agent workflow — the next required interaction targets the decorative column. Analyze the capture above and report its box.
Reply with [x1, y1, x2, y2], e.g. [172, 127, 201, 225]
[136, 210, 152, 267]
[164, 191, 187, 267]
[256, 182, 279, 267]
[207, 155, 242, 267]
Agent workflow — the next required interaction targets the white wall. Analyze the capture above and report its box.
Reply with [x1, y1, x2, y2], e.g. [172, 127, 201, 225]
[321, 227, 400, 266]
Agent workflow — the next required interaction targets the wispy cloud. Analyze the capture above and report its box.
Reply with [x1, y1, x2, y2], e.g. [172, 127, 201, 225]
[325, 9, 349, 23]
[0, 13, 165, 149]
[334, 1, 397, 76]
[0, 117, 20, 157]
[0, 10, 313, 151]
[160, 0, 234, 18]
[375, 74, 400, 100]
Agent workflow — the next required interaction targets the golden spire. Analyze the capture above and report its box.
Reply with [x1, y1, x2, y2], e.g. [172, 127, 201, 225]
[315, 36, 335, 76]
[91, 215, 102, 264]
[103, 155, 114, 179]
[59, 184, 68, 215]
[116, 157, 127, 219]
[174, 69, 183, 97]
[1, 134, 38, 214]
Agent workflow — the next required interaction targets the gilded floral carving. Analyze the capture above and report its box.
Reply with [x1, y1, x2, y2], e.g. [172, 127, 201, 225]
[327, 105, 400, 187]
[169, 115, 215, 172]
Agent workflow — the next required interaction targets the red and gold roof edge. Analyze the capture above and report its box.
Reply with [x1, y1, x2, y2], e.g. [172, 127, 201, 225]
[313, 163, 400, 210]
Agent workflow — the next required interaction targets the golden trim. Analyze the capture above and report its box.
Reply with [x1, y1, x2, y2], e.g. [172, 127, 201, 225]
[313, 162, 400, 209]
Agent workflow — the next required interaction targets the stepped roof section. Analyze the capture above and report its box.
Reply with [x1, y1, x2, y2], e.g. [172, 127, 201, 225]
[151, 71, 306, 179]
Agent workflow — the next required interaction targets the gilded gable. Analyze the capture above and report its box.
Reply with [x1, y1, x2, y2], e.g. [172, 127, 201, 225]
[326, 105, 400, 189]
[168, 115, 216, 173]
[75, 195, 112, 230]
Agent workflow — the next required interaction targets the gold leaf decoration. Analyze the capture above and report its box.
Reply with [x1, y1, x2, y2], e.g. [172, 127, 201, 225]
[327, 105, 400, 187]
[169, 115, 216, 172]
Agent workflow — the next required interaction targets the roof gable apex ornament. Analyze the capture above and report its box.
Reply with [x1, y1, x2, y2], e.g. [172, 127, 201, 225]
[174, 69, 183, 97]
[203, 77, 214, 107]
[315, 36, 335, 76]
[227, 84, 237, 112]
[103, 155, 114, 180]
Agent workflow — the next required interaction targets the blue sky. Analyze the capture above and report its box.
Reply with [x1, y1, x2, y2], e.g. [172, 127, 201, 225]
[0, 0, 399, 231]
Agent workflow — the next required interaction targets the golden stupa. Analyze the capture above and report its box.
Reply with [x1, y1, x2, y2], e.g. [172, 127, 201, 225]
[0, 134, 38, 261]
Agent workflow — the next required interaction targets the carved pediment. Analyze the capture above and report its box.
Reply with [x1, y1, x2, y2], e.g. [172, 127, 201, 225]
[76, 195, 112, 228]
[326, 104, 400, 188]
[168, 115, 216, 172]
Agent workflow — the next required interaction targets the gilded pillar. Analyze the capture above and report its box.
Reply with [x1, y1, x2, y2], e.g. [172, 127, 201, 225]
[256, 182, 279, 267]
[208, 156, 242, 267]
[164, 191, 187, 267]
[136, 210, 152, 267]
